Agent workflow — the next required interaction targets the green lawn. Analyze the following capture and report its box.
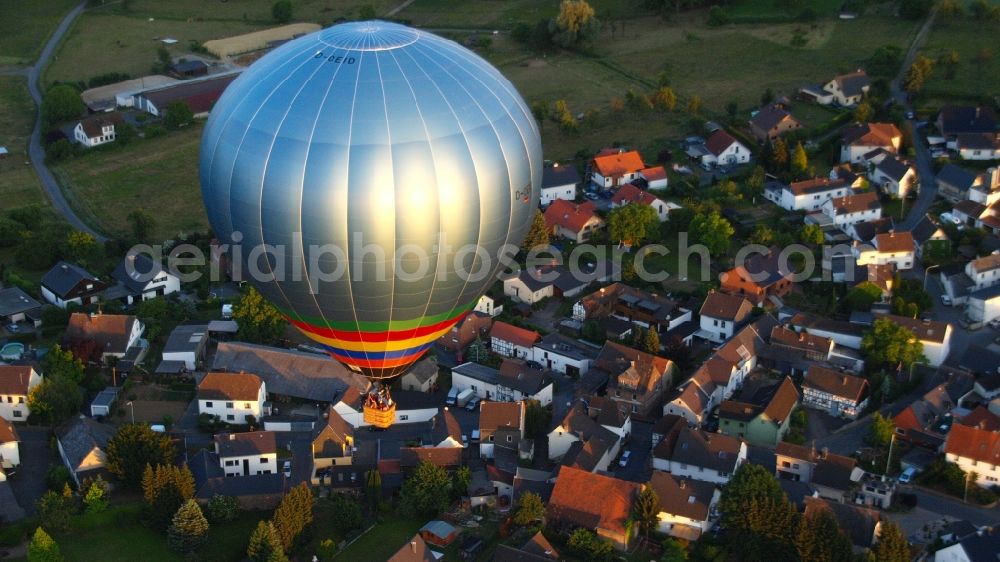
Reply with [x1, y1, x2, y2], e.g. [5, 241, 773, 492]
[725, 0, 848, 19]
[112, 0, 396, 23]
[0, 76, 45, 212]
[52, 123, 209, 241]
[919, 18, 1000, 103]
[335, 515, 425, 560]
[0, 0, 78, 65]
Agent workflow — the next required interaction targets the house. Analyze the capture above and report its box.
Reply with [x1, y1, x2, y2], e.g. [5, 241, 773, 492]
[911, 215, 950, 260]
[848, 263, 895, 300]
[955, 132, 1000, 161]
[840, 123, 902, 163]
[490, 321, 541, 359]
[80, 74, 179, 112]
[816, 70, 871, 107]
[55, 415, 115, 488]
[821, 191, 882, 232]
[870, 155, 917, 198]
[494, 532, 560, 562]
[770, 325, 833, 362]
[648, 471, 720, 541]
[473, 294, 500, 317]
[652, 426, 746, 484]
[637, 166, 669, 190]
[40, 261, 106, 309]
[894, 376, 970, 448]
[0, 417, 19, 470]
[719, 247, 794, 305]
[749, 104, 803, 143]
[938, 164, 982, 203]
[774, 442, 863, 501]
[573, 283, 693, 335]
[214, 431, 278, 476]
[540, 163, 580, 206]
[789, 313, 866, 350]
[882, 314, 952, 367]
[543, 199, 603, 242]
[64, 312, 145, 363]
[387, 534, 437, 562]
[0, 366, 42, 422]
[531, 333, 597, 377]
[479, 401, 525, 459]
[937, 105, 997, 139]
[610, 183, 672, 222]
[803, 497, 882, 550]
[933, 528, 1000, 562]
[161, 324, 208, 370]
[197, 372, 266, 424]
[585, 395, 632, 439]
[110, 253, 181, 304]
[966, 284, 1000, 325]
[765, 177, 852, 212]
[502, 269, 554, 305]
[187, 449, 290, 509]
[718, 377, 799, 447]
[801, 365, 869, 419]
[697, 291, 753, 343]
[336, 388, 439, 429]
[73, 113, 123, 147]
[547, 466, 640, 551]
[596, 341, 675, 416]
[132, 72, 239, 117]
[419, 520, 458, 548]
[399, 357, 439, 393]
[0, 287, 41, 328]
[701, 129, 750, 167]
[944, 423, 1000, 488]
[170, 59, 208, 78]
[590, 150, 645, 190]
[965, 253, 1000, 291]
[854, 231, 916, 270]
[89, 388, 118, 418]
[445, 311, 491, 347]
[497, 360, 553, 406]
[311, 407, 354, 482]
[548, 404, 620, 472]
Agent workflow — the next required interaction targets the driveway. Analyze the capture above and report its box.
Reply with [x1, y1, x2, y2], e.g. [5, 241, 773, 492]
[614, 420, 653, 483]
[8, 426, 55, 516]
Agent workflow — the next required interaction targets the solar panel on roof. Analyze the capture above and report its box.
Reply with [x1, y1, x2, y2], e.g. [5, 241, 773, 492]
[619, 294, 640, 305]
[638, 300, 660, 313]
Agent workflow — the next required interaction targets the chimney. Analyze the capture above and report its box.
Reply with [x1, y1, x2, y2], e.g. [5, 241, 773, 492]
[411, 541, 417, 554]
[821, 447, 829, 459]
[679, 479, 686, 489]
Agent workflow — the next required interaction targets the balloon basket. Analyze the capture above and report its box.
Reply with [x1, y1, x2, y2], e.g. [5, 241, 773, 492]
[364, 403, 396, 428]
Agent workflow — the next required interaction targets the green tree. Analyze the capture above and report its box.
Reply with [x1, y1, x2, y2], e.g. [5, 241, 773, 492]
[567, 528, 613, 561]
[745, 165, 766, 199]
[206, 494, 240, 523]
[633, 485, 660, 539]
[938, 0, 963, 17]
[247, 521, 288, 562]
[37, 491, 72, 533]
[142, 464, 196, 530]
[524, 399, 551, 439]
[750, 224, 775, 246]
[168, 499, 209, 554]
[661, 538, 687, 562]
[271, 482, 314, 550]
[689, 211, 734, 257]
[453, 465, 472, 501]
[327, 492, 363, 534]
[27, 527, 63, 562]
[42, 85, 84, 126]
[27, 375, 82, 426]
[83, 477, 109, 514]
[899, 0, 933, 19]
[234, 286, 287, 344]
[467, 336, 489, 364]
[106, 424, 176, 489]
[608, 202, 658, 245]
[512, 491, 545, 525]
[726, 100, 738, 120]
[67, 231, 99, 265]
[642, 327, 660, 354]
[400, 460, 452, 517]
[868, 521, 910, 562]
[41, 345, 85, 383]
[794, 508, 853, 562]
[687, 95, 702, 115]
[272, 0, 292, 23]
[653, 86, 677, 111]
[868, 412, 895, 446]
[799, 223, 825, 246]
[771, 137, 789, 170]
[163, 100, 194, 129]
[845, 281, 883, 311]
[127, 208, 156, 243]
[861, 317, 926, 371]
[718, 463, 799, 562]
[790, 141, 808, 176]
[854, 101, 874, 123]
[522, 209, 551, 251]
[550, 0, 599, 48]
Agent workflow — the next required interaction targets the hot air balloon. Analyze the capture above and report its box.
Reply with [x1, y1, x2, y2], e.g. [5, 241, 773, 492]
[200, 21, 542, 427]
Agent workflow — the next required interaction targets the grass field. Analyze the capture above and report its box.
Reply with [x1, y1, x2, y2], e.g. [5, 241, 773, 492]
[53, 124, 208, 241]
[120, 0, 395, 24]
[0, 0, 78, 65]
[725, 0, 849, 19]
[0, 76, 45, 212]
[335, 515, 425, 560]
[396, 0, 649, 28]
[919, 18, 1000, 102]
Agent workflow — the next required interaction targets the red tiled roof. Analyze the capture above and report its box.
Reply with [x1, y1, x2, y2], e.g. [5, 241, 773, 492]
[592, 150, 645, 178]
[804, 366, 868, 402]
[770, 325, 832, 354]
[789, 177, 848, 196]
[945, 423, 1000, 465]
[763, 377, 800, 423]
[0, 416, 18, 444]
[198, 372, 263, 401]
[842, 122, 901, 148]
[480, 400, 523, 433]
[827, 191, 880, 215]
[639, 166, 667, 181]
[611, 183, 659, 207]
[490, 321, 540, 349]
[699, 291, 752, 321]
[65, 313, 138, 355]
[543, 199, 601, 234]
[0, 366, 36, 396]
[705, 129, 740, 156]
[548, 466, 639, 535]
[873, 231, 915, 254]
[960, 406, 1000, 432]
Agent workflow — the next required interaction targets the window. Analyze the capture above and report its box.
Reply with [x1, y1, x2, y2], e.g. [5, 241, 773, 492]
[5, 397, 10, 403]
[18, 397, 24, 403]
[489, 435, 495, 442]
[13, 410, 22, 418]
[225, 460, 235, 467]
[792, 463, 800, 469]
[244, 403, 251, 409]
[205, 401, 213, 408]
[782, 461, 791, 468]
[507, 435, 513, 442]
[226, 415, 234, 421]
[400, 415, 408, 421]
[260, 457, 269, 463]
[679, 463, 687, 470]
[226, 402, 234, 409]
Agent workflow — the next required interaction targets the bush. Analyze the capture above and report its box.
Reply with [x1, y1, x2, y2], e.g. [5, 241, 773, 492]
[272, 0, 292, 23]
[45, 465, 72, 491]
[206, 494, 240, 522]
[707, 6, 730, 26]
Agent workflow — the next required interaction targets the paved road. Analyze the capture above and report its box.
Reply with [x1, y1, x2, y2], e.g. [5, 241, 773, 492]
[25, 1, 107, 241]
[886, 486, 1000, 538]
[7, 426, 54, 516]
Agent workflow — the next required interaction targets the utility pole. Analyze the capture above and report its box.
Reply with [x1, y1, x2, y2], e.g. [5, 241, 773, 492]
[127, 401, 134, 424]
[885, 433, 896, 476]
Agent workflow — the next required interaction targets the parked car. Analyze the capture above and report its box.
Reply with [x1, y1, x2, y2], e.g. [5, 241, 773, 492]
[585, 192, 599, 200]
[526, 360, 543, 370]
[989, 317, 1000, 330]
[282, 460, 291, 477]
[5, 323, 19, 333]
[465, 397, 480, 412]
[462, 434, 469, 447]
[471, 430, 480, 442]
[941, 294, 953, 306]
[619, 450, 632, 467]
[700, 161, 713, 172]
[898, 467, 917, 484]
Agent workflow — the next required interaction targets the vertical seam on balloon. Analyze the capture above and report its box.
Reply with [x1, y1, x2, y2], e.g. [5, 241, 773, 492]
[384, 41, 446, 376]
[372, 46, 398, 376]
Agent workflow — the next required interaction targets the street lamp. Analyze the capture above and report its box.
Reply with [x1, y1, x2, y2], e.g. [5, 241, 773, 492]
[126, 401, 135, 424]
[923, 263, 942, 292]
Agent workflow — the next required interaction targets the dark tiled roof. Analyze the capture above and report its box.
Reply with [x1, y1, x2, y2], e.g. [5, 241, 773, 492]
[141, 73, 238, 113]
[214, 431, 277, 458]
[400, 446, 462, 468]
[499, 360, 550, 396]
[833, 71, 871, 98]
[541, 163, 581, 188]
[0, 287, 41, 317]
[41, 261, 102, 299]
[937, 163, 978, 190]
[669, 427, 743, 474]
[55, 416, 115, 472]
[938, 105, 998, 136]
[111, 253, 168, 294]
[876, 155, 911, 182]
[910, 215, 945, 245]
[648, 471, 715, 521]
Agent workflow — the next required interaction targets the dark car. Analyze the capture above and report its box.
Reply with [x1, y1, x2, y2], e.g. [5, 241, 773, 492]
[600, 190, 613, 199]
[526, 360, 543, 370]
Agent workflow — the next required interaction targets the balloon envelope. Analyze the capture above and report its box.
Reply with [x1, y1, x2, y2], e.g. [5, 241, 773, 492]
[200, 21, 542, 379]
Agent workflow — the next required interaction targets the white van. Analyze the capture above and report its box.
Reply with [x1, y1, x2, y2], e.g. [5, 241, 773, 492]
[446, 387, 459, 406]
[898, 467, 917, 484]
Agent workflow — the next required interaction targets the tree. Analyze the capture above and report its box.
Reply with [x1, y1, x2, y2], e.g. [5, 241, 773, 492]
[512, 491, 545, 525]
[653, 86, 677, 111]
[854, 101, 874, 123]
[365, 469, 382, 513]
[718, 463, 799, 562]
[689, 211, 734, 257]
[83, 477, 109, 514]
[633, 485, 660, 539]
[163, 100, 194, 129]
[233, 286, 287, 344]
[453, 465, 472, 501]
[771, 137, 789, 170]
[67, 231, 99, 265]
[642, 327, 660, 355]
[567, 528, 613, 561]
[799, 223, 825, 246]
[749, 224, 775, 246]
[142, 464, 196, 530]
[27, 528, 63, 562]
[550, 0, 598, 48]
[206, 494, 240, 523]
[400, 460, 452, 517]
[861, 317, 926, 370]
[467, 336, 489, 363]
[327, 492, 363, 534]
[868, 521, 910, 562]
[790, 141, 808, 176]
[845, 281, 883, 311]
[106, 424, 176, 489]
[248, 521, 288, 562]
[687, 95, 702, 115]
[974, 47, 993, 69]
[795, 508, 853, 562]
[272, 0, 292, 23]
[969, 0, 1000, 20]
[938, 0, 963, 17]
[904, 55, 934, 95]
[37, 491, 72, 533]
[42, 84, 84, 126]
[127, 209, 156, 242]
[27, 375, 82, 426]
[41, 345, 84, 383]
[271, 482, 314, 550]
[868, 412, 895, 446]
[522, 209, 550, 251]
[726, 100, 738, 120]
[168, 499, 209, 554]
[607, 203, 658, 246]
[661, 538, 687, 562]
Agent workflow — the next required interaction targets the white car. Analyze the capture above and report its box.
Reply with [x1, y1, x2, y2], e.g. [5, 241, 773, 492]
[898, 467, 917, 484]
[941, 294, 953, 306]
[619, 451, 631, 468]
[989, 318, 1000, 329]
[282, 460, 291, 477]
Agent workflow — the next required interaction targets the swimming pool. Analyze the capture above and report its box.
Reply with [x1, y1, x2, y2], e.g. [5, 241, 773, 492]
[0, 342, 24, 361]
